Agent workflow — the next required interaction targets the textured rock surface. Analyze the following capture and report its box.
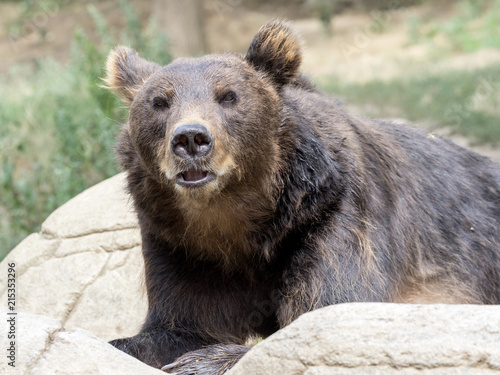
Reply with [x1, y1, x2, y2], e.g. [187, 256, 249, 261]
[228, 303, 500, 375]
[3, 174, 500, 374]
[0, 173, 146, 342]
[0, 309, 163, 375]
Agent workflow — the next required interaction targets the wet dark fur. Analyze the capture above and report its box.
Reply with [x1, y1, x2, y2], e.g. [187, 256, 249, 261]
[105, 20, 500, 374]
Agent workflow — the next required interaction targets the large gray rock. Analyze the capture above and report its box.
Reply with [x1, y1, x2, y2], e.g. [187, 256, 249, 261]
[228, 303, 500, 375]
[0, 309, 163, 375]
[0, 174, 165, 374]
[3, 174, 500, 375]
[0, 173, 146, 342]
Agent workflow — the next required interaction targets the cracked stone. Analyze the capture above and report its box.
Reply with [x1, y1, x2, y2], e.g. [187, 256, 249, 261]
[54, 231, 117, 257]
[41, 173, 138, 239]
[65, 246, 147, 341]
[304, 366, 500, 374]
[13, 252, 110, 322]
[0, 173, 146, 345]
[0, 309, 62, 374]
[0, 310, 163, 375]
[111, 228, 142, 251]
[228, 304, 500, 375]
[0, 234, 60, 291]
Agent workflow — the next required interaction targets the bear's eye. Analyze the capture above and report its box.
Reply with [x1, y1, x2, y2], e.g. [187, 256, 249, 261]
[152, 96, 169, 110]
[219, 91, 237, 105]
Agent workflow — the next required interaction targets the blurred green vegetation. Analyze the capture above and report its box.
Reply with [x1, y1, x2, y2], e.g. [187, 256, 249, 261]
[0, 0, 171, 259]
[409, 0, 500, 52]
[321, 0, 500, 147]
[321, 65, 500, 146]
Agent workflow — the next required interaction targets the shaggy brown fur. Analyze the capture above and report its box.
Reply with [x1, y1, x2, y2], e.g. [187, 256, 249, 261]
[105, 20, 500, 374]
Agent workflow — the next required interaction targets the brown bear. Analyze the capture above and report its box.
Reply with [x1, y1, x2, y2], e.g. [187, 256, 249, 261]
[104, 20, 500, 374]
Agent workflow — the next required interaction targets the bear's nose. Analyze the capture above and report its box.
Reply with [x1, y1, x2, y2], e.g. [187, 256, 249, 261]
[171, 124, 213, 159]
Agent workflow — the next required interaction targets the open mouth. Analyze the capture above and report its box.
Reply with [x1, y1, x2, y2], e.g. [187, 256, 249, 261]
[176, 169, 216, 188]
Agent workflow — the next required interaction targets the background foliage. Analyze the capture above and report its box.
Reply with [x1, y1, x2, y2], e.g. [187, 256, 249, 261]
[0, 0, 171, 258]
[321, 0, 500, 146]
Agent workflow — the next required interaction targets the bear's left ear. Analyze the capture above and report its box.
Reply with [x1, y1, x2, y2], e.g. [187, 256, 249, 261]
[245, 20, 302, 87]
[103, 46, 160, 105]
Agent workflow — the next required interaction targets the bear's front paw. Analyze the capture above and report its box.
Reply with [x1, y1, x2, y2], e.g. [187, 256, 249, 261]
[162, 345, 249, 375]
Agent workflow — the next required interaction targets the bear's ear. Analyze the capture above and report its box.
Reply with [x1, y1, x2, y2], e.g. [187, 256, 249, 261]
[103, 46, 160, 104]
[245, 20, 302, 87]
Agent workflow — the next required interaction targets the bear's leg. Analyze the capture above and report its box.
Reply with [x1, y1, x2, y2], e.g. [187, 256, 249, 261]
[110, 332, 249, 374]
[109, 328, 213, 369]
[110, 234, 267, 372]
[275, 238, 391, 326]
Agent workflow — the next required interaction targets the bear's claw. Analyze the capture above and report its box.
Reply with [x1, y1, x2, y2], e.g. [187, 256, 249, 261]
[161, 345, 249, 375]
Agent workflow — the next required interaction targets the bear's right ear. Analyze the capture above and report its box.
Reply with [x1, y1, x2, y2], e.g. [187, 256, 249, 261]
[245, 20, 302, 87]
[103, 46, 160, 105]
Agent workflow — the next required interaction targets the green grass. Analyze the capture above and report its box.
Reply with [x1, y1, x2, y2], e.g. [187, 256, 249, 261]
[0, 0, 171, 259]
[409, 0, 500, 53]
[320, 66, 500, 146]
[322, 0, 500, 145]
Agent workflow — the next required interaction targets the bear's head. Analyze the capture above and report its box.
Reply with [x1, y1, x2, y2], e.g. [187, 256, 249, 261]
[105, 20, 302, 203]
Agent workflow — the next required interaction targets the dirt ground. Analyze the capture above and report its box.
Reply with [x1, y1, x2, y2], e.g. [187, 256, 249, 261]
[1, 0, 499, 162]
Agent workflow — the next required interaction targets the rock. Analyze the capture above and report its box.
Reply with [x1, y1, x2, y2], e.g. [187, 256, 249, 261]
[3, 174, 500, 374]
[228, 303, 500, 375]
[0, 309, 163, 375]
[0, 173, 147, 342]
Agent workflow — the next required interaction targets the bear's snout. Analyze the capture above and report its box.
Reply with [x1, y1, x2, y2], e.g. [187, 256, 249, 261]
[171, 124, 213, 160]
